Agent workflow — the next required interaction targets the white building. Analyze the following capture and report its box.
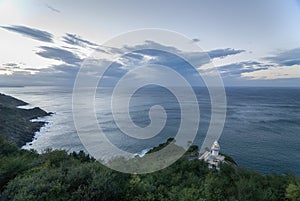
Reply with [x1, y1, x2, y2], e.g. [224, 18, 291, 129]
[199, 141, 225, 170]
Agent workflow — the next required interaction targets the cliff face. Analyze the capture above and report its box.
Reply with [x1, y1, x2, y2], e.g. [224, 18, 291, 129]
[0, 93, 51, 147]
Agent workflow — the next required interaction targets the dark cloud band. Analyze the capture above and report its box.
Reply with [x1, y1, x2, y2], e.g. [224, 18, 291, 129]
[1, 25, 53, 43]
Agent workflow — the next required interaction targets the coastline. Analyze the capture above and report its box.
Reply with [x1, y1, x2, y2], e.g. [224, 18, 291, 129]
[0, 93, 52, 147]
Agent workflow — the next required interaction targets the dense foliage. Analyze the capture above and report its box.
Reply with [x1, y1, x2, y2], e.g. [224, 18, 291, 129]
[0, 135, 300, 201]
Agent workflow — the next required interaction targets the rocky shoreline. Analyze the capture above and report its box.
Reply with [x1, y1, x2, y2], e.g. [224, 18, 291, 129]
[0, 93, 52, 147]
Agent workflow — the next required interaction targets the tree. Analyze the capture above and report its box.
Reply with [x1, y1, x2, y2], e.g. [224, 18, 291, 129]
[286, 179, 300, 201]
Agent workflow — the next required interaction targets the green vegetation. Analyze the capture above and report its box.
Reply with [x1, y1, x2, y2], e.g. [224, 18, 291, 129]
[0, 93, 27, 108]
[220, 152, 237, 165]
[108, 138, 185, 173]
[0, 135, 299, 201]
[146, 137, 175, 154]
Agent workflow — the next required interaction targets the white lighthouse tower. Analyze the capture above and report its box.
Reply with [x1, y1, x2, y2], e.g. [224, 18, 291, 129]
[199, 140, 224, 170]
[211, 141, 220, 157]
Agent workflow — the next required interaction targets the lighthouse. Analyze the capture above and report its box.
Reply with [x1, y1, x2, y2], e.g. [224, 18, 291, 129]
[199, 140, 225, 170]
[211, 141, 220, 157]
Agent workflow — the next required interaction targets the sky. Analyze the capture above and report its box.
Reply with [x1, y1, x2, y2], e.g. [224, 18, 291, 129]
[0, 0, 300, 87]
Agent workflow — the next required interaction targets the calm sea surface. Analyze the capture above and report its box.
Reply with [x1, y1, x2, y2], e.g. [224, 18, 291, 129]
[1, 86, 299, 175]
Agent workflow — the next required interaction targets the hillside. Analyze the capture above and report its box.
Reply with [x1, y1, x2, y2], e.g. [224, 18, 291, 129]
[1, 134, 300, 201]
[0, 93, 51, 147]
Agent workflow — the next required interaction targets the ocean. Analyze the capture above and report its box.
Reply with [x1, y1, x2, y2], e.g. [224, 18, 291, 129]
[0, 86, 299, 175]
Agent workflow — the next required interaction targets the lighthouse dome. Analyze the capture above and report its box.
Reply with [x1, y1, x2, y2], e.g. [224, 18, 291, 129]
[212, 141, 220, 150]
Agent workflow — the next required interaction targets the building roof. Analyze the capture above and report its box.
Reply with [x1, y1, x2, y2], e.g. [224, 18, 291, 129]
[211, 140, 220, 150]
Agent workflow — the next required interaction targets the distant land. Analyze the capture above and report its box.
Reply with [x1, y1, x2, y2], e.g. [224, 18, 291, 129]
[0, 93, 51, 147]
[0, 85, 24, 88]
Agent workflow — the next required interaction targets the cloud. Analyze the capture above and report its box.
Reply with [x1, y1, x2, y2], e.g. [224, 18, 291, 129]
[230, 47, 300, 80]
[62, 33, 98, 47]
[36, 46, 82, 65]
[3, 37, 247, 86]
[2, 63, 19, 68]
[0, 28, 261, 86]
[0, 64, 39, 75]
[192, 38, 200, 43]
[116, 47, 205, 76]
[216, 61, 269, 77]
[1, 25, 53, 43]
[264, 48, 300, 66]
[122, 40, 212, 67]
[52, 64, 79, 74]
[95, 43, 211, 86]
[242, 65, 300, 80]
[124, 40, 182, 54]
[1, 62, 41, 75]
[122, 41, 245, 63]
[45, 3, 61, 13]
[207, 48, 245, 59]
